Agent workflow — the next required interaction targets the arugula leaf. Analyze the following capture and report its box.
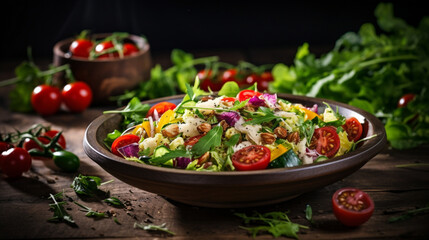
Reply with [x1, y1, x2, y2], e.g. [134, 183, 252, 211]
[191, 126, 223, 157]
[74, 201, 107, 218]
[244, 107, 282, 125]
[71, 174, 105, 197]
[150, 149, 190, 164]
[134, 222, 176, 235]
[104, 97, 150, 127]
[103, 129, 122, 149]
[104, 197, 125, 207]
[48, 193, 76, 226]
[235, 211, 308, 239]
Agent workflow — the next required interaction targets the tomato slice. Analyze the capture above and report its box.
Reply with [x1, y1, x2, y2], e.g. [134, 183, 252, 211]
[332, 188, 374, 226]
[237, 90, 262, 102]
[111, 134, 140, 157]
[221, 97, 236, 103]
[146, 102, 177, 119]
[343, 117, 363, 142]
[184, 135, 204, 147]
[232, 145, 271, 171]
[310, 126, 340, 157]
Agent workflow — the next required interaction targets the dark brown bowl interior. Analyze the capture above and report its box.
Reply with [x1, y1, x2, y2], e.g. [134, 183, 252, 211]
[53, 33, 152, 105]
[83, 94, 386, 208]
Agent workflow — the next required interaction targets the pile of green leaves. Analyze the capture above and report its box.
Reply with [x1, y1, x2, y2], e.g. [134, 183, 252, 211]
[270, 3, 429, 149]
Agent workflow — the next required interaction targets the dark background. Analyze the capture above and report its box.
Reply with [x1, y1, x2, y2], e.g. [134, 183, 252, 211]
[0, 0, 428, 63]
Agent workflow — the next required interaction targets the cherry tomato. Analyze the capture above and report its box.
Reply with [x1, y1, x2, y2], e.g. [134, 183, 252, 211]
[31, 85, 62, 116]
[95, 41, 119, 59]
[146, 102, 177, 119]
[23, 137, 48, 152]
[237, 89, 262, 102]
[332, 188, 374, 226]
[258, 72, 274, 91]
[397, 93, 416, 108]
[310, 126, 340, 157]
[222, 69, 240, 83]
[231, 145, 271, 171]
[69, 39, 94, 58]
[198, 70, 223, 91]
[111, 134, 140, 157]
[123, 43, 139, 56]
[184, 135, 204, 147]
[62, 81, 93, 113]
[53, 150, 80, 172]
[0, 142, 13, 154]
[0, 147, 32, 178]
[244, 73, 259, 86]
[343, 117, 363, 142]
[221, 97, 236, 103]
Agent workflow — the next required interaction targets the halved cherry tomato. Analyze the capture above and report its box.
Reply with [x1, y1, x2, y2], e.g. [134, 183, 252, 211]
[31, 85, 62, 116]
[237, 89, 262, 102]
[332, 188, 374, 226]
[397, 93, 416, 108]
[231, 145, 271, 171]
[111, 134, 140, 157]
[69, 39, 94, 58]
[62, 81, 93, 113]
[123, 43, 139, 56]
[221, 97, 236, 103]
[0, 147, 32, 178]
[95, 41, 119, 59]
[146, 102, 177, 119]
[184, 135, 204, 147]
[343, 117, 363, 142]
[310, 126, 340, 157]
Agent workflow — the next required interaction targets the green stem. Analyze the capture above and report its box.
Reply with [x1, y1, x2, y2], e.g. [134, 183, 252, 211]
[0, 64, 70, 87]
[164, 56, 219, 75]
[396, 163, 429, 168]
[356, 55, 418, 70]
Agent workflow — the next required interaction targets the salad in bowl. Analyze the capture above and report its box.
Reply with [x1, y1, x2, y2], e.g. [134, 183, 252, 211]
[104, 81, 370, 172]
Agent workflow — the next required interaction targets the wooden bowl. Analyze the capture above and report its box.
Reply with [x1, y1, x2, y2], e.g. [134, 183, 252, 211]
[83, 94, 386, 208]
[53, 34, 152, 105]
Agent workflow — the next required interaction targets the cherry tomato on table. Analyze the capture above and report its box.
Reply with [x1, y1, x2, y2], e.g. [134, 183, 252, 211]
[62, 81, 93, 113]
[23, 130, 66, 152]
[0, 142, 13, 154]
[111, 134, 140, 157]
[0, 147, 32, 178]
[397, 93, 416, 108]
[232, 145, 271, 171]
[31, 85, 62, 116]
[69, 38, 94, 58]
[332, 188, 374, 226]
[343, 117, 363, 142]
[146, 102, 177, 119]
[236, 89, 262, 102]
[310, 126, 340, 158]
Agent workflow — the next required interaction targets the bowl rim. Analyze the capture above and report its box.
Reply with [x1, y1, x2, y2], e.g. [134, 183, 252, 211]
[53, 33, 150, 62]
[84, 93, 387, 180]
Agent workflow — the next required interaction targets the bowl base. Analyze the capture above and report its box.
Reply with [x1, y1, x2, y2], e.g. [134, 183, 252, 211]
[165, 194, 302, 208]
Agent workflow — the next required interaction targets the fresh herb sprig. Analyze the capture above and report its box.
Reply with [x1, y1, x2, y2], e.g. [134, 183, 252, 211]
[47, 193, 76, 226]
[134, 222, 176, 235]
[388, 204, 429, 223]
[71, 174, 113, 197]
[235, 211, 308, 239]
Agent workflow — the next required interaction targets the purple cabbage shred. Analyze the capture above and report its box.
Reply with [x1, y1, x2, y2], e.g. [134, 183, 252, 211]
[216, 111, 240, 126]
[118, 143, 140, 158]
[174, 157, 192, 169]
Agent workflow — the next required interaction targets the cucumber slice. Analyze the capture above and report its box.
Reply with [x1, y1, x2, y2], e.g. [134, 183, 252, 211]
[153, 145, 171, 158]
[268, 149, 302, 168]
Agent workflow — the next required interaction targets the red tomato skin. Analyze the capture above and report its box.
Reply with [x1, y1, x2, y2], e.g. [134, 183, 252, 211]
[23, 137, 48, 152]
[332, 188, 374, 227]
[397, 94, 416, 108]
[311, 126, 340, 157]
[62, 81, 93, 113]
[232, 145, 271, 171]
[146, 102, 177, 119]
[221, 97, 236, 103]
[343, 117, 363, 142]
[184, 135, 204, 147]
[95, 41, 119, 59]
[0, 147, 32, 178]
[69, 39, 93, 58]
[244, 74, 259, 86]
[222, 69, 239, 83]
[237, 90, 262, 102]
[111, 134, 140, 157]
[123, 43, 139, 56]
[31, 85, 62, 116]
[0, 142, 13, 154]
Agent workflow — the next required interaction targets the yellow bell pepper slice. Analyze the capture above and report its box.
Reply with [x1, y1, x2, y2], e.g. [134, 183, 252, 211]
[156, 109, 175, 133]
[295, 106, 321, 121]
[270, 144, 288, 162]
[132, 121, 152, 138]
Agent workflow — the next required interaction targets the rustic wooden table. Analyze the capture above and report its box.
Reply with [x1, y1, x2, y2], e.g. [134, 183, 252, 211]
[0, 50, 428, 239]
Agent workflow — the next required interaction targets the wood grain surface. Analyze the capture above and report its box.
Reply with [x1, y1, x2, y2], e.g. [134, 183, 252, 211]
[1, 51, 428, 239]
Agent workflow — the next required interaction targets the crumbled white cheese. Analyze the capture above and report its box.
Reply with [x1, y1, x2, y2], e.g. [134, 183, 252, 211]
[234, 117, 261, 145]
[233, 141, 252, 152]
[179, 117, 206, 138]
[297, 139, 313, 165]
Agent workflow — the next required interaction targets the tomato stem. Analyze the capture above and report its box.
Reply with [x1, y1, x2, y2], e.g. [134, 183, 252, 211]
[0, 64, 71, 87]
